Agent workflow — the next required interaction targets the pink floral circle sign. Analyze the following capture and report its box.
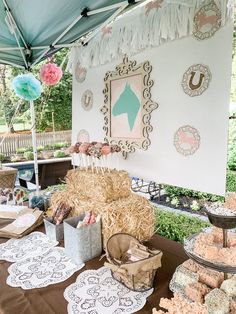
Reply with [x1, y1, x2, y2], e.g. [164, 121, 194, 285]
[174, 126, 200, 156]
[193, 1, 221, 40]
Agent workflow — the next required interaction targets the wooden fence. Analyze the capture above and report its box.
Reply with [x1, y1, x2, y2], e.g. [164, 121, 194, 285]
[0, 130, 71, 157]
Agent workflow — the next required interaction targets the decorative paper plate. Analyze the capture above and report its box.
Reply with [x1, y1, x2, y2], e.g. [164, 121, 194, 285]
[174, 125, 200, 156]
[193, 0, 221, 40]
[0, 232, 58, 262]
[7, 247, 84, 289]
[64, 266, 153, 314]
[182, 64, 211, 97]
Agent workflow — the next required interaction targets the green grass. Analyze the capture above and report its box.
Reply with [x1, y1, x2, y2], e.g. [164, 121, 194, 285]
[154, 207, 210, 243]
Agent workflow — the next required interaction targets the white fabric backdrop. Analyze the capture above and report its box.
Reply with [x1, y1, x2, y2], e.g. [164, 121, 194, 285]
[71, 21, 233, 196]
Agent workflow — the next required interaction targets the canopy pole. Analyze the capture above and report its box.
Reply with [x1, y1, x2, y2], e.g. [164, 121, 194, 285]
[4, 9, 28, 68]
[31, 14, 83, 68]
[30, 100, 39, 195]
[2, 0, 28, 49]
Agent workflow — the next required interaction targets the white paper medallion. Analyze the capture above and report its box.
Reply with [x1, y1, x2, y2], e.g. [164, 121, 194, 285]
[182, 64, 211, 97]
[0, 232, 58, 262]
[77, 129, 90, 143]
[64, 267, 153, 314]
[193, 0, 221, 40]
[81, 90, 93, 111]
[7, 247, 84, 289]
[75, 62, 87, 83]
[174, 125, 201, 156]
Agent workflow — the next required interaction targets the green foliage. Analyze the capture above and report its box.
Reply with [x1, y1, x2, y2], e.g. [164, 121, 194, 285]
[0, 153, 5, 162]
[163, 184, 223, 202]
[190, 200, 200, 211]
[23, 151, 34, 160]
[54, 142, 69, 149]
[53, 150, 66, 158]
[154, 207, 210, 243]
[226, 170, 236, 192]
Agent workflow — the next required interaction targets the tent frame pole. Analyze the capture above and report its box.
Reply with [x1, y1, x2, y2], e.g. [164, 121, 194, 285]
[2, 0, 28, 49]
[31, 14, 83, 67]
[30, 100, 39, 195]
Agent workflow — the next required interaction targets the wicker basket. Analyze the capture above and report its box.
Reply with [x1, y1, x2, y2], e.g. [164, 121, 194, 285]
[105, 233, 162, 292]
[0, 167, 17, 189]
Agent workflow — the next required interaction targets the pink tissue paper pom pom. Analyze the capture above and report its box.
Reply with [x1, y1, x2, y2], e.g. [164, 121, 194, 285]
[40, 63, 62, 86]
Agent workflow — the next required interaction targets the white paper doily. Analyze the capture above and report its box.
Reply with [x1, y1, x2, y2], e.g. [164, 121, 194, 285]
[0, 232, 58, 262]
[7, 247, 84, 289]
[64, 267, 153, 314]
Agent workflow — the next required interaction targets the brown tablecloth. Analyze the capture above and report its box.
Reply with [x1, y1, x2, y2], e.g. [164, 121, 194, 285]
[0, 220, 187, 314]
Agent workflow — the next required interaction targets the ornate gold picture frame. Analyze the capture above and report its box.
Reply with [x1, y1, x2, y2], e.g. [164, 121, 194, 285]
[101, 56, 158, 154]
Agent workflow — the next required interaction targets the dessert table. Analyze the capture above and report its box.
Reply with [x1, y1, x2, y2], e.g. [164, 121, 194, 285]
[0, 219, 187, 314]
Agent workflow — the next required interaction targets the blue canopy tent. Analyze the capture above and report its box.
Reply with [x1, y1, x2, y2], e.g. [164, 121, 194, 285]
[0, 0, 144, 192]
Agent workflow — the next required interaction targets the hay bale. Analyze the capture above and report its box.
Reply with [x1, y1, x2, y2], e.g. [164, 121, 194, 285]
[51, 192, 154, 248]
[65, 168, 131, 203]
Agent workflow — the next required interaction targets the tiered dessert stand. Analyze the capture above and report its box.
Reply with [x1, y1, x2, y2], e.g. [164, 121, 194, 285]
[184, 207, 236, 279]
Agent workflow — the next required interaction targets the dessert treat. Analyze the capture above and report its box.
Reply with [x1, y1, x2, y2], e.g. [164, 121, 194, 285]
[221, 278, 236, 297]
[205, 288, 230, 314]
[52, 202, 72, 225]
[231, 298, 236, 313]
[182, 259, 201, 273]
[224, 193, 236, 214]
[193, 228, 236, 266]
[169, 265, 199, 295]
[198, 267, 224, 288]
[156, 294, 208, 314]
[185, 282, 210, 303]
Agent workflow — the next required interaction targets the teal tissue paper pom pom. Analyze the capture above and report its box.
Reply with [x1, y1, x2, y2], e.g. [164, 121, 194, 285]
[12, 74, 42, 101]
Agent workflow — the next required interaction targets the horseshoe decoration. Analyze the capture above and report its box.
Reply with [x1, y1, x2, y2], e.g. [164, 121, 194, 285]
[81, 90, 93, 111]
[182, 64, 211, 97]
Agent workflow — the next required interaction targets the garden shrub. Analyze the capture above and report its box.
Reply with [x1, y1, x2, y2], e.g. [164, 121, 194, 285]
[154, 207, 210, 243]
[163, 184, 223, 202]
[226, 170, 236, 192]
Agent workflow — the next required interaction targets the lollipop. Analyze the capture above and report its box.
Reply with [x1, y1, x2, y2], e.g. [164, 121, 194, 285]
[79, 143, 89, 154]
[74, 142, 81, 153]
[101, 145, 111, 155]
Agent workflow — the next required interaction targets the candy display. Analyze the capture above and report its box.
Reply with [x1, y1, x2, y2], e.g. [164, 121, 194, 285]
[50, 168, 154, 247]
[152, 293, 208, 314]
[168, 259, 236, 314]
[76, 211, 100, 229]
[193, 228, 236, 267]
[69, 141, 121, 171]
[52, 202, 72, 225]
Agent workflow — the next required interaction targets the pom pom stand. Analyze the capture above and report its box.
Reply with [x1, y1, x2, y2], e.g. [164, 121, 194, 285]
[12, 74, 43, 195]
[30, 100, 39, 195]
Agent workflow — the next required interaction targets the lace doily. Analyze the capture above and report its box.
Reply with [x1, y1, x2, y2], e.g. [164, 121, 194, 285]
[64, 267, 153, 314]
[0, 232, 58, 262]
[7, 247, 84, 289]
